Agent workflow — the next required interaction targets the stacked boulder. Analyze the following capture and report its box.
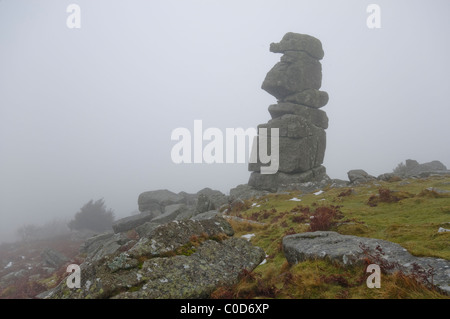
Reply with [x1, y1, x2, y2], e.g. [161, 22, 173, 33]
[248, 32, 330, 192]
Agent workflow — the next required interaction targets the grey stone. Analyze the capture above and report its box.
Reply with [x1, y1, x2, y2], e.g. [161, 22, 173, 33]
[229, 184, 269, 202]
[81, 232, 131, 262]
[80, 232, 114, 254]
[114, 238, 265, 299]
[268, 102, 328, 129]
[262, 53, 322, 100]
[138, 189, 185, 213]
[128, 216, 234, 258]
[249, 133, 326, 174]
[196, 193, 215, 214]
[283, 231, 450, 294]
[47, 218, 265, 299]
[329, 179, 350, 188]
[112, 211, 157, 234]
[269, 32, 324, 60]
[259, 114, 324, 139]
[41, 249, 68, 268]
[406, 160, 449, 176]
[284, 89, 329, 108]
[135, 222, 160, 238]
[196, 188, 229, 212]
[152, 204, 189, 224]
[347, 169, 376, 184]
[191, 210, 222, 221]
[248, 166, 329, 192]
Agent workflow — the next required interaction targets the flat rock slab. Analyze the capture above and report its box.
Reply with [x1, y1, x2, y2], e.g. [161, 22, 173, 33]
[283, 231, 450, 294]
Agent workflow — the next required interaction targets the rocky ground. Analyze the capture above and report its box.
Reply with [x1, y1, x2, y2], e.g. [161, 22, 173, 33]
[1, 161, 449, 299]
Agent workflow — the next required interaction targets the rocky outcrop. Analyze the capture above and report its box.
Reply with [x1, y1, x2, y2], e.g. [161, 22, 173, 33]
[347, 169, 376, 185]
[248, 32, 330, 192]
[45, 216, 265, 299]
[283, 231, 450, 294]
[398, 159, 450, 178]
[111, 188, 230, 234]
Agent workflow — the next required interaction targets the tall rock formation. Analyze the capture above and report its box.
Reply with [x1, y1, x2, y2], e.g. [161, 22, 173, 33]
[248, 33, 330, 192]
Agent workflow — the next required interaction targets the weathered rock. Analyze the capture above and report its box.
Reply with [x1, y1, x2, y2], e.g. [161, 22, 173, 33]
[152, 204, 191, 224]
[269, 32, 325, 60]
[249, 133, 326, 174]
[229, 184, 269, 202]
[244, 33, 330, 193]
[283, 231, 450, 294]
[283, 89, 329, 108]
[47, 217, 264, 299]
[127, 216, 234, 258]
[113, 238, 265, 299]
[347, 169, 376, 184]
[248, 166, 329, 192]
[196, 188, 228, 212]
[135, 222, 160, 238]
[191, 210, 222, 221]
[138, 189, 185, 213]
[81, 232, 131, 261]
[41, 249, 68, 268]
[112, 211, 158, 234]
[259, 114, 324, 139]
[262, 52, 322, 100]
[404, 160, 449, 177]
[268, 103, 328, 129]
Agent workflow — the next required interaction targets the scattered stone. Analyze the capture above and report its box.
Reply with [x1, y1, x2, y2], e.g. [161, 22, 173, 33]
[283, 231, 450, 294]
[438, 227, 450, 233]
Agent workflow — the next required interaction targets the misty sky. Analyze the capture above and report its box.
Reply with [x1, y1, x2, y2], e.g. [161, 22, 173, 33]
[1, 0, 449, 242]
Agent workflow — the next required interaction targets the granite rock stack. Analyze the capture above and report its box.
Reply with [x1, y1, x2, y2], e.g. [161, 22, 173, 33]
[248, 33, 330, 192]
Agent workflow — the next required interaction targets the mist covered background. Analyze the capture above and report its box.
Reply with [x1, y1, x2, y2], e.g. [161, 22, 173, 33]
[1, 0, 449, 242]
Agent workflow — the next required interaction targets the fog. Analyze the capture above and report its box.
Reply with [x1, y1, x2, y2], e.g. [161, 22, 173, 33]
[1, 0, 449, 243]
